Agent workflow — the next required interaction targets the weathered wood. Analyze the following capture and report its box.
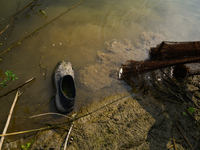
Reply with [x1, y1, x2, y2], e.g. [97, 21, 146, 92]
[150, 41, 200, 60]
[121, 41, 200, 78]
[122, 56, 200, 76]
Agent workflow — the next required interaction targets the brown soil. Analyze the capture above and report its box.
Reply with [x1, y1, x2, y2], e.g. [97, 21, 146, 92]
[3, 75, 200, 149]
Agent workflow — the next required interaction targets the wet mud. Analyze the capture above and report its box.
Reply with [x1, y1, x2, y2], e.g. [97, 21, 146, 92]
[3, 72, 200, 150]
[79, 32, 165, 92]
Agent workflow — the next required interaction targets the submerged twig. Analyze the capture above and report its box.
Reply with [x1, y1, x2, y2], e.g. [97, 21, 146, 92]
[149, 132, 156, 140]
[171, 126, 177, 150]
[185, 108, 198, 122]
[0, 0, 85, 57]
[156, 97, 182, 104]
[167, 145, 174, 149]
[0, 24, 10, 35]
[46, 123, 68, 131]
[33, 95, 54, 115]
[29, 112, 71, 119]
[0, 90, 19, 149]
[39, 56, 47, 78]
[74, 95, 131, 122]
[0, 127, 50, 137]
[0, 0, 37, 23]
[0, 77, 36, 98]
[161, 69, 200, 108]
[176, 122, 194, 150]
[63, 124, 73, 150]
[8, 2, 21, 37]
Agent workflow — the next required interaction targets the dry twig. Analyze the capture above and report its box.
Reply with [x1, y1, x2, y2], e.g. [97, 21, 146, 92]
[63, 124, 73, 150]
[185, 108, 198, 122]
[0, 127, 50, 137]
[30, 112, 71, 119]
[167, 145, 174, 149]
[0, 0, 37, 23]
[171, 126, 177, 150]
[0, 90, 19, 149]
[176, 123, 194, 150]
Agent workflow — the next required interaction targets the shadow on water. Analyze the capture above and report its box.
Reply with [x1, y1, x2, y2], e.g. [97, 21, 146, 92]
[124, 68, 200, 149]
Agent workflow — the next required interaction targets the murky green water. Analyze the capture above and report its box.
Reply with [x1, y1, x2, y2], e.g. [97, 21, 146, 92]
[0, 0, 200, 140]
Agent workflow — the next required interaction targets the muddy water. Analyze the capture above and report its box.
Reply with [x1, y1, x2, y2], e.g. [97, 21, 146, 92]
[0, 0, 200, 139]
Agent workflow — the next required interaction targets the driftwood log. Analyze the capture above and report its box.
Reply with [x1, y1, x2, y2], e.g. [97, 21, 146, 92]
[150, 41, 200, 60]
[121, 41, 200, 78]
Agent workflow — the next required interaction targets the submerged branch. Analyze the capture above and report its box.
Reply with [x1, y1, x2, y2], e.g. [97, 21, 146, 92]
[29, 112, 71, 119]
[176, 122, 194, 150]
[0, 24, 10, 35]
[0, 0, 85, 57]
[0, 127, 50, 137]
[0, 0, 37, 23]
[0, 77, 36, 98]
[0, 90, 19, 149]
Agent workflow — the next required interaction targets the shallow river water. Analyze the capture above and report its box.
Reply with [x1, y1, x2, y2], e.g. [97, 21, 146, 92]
[0, 0, 200, 139]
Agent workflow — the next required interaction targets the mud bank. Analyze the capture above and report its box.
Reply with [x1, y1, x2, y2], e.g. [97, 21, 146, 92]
[3, 79, 200, 149]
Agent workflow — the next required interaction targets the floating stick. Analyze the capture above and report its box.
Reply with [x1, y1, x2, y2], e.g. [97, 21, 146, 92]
[0, 77, 35, 98]
[0, 90, 19, 149]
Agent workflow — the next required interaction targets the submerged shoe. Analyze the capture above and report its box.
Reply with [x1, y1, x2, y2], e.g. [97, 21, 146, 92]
[53, 60, 76, 113]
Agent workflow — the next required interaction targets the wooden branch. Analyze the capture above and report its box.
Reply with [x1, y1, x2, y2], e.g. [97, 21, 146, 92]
[0, 127, 50, 137]
[185, 108, 198, 122]
[0, 0, 37, 23]
[167, 145, 173, 149]
[33, 95, 54, 115]
[0, 0, 85, 57]
[150, 41, 200, 60]
[64, 124, 73, 150]
[29, 112, 71, 119]
[0, 77, 35, 98]
[0, 90, 19, 149]
[176, 123, 194, 150]
[0, 24, 10, 35]
[171, 126, 177, 150]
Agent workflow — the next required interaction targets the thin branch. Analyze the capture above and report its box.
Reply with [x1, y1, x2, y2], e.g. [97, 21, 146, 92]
[0, 127, 50, 137]
[64, 124, 73, 150]
[0, 90, 19, 149]
[176, 123, 194, 150]
[33, 95, 54, 115]
[74, 95, 131, 122]
[167, 145, 173, 149]
[0, 0, 85, 57]
[0, 77, 36, 98]
[156, 97, 183, 104]
[171, 126, 177, 150]
[185, 108, 198, 122]
[0, 0, 37, 23]
[8, 2, 21, 37]
[29, 112, 71, 119]
[0, 24, 10, 35]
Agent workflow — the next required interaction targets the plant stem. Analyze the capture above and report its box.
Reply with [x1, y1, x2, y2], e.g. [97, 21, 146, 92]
[0, 77, 35, 98]
[0, 90, 19, 149]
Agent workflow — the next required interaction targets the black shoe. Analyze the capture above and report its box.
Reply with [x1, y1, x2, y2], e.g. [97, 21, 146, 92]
[53, 60, 76, 113]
